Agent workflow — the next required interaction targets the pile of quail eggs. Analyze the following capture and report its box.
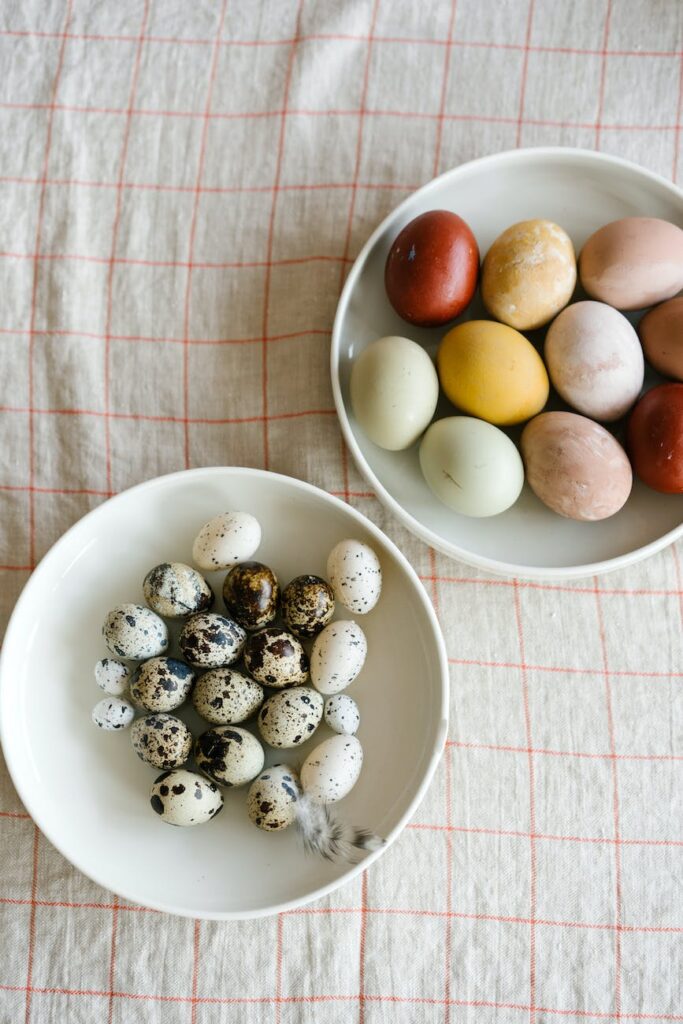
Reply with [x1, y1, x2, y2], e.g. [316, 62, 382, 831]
[91, 511, 382, 833]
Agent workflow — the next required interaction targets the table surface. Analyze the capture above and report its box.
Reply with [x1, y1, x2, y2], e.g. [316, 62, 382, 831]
[0, 1, 681, 1022]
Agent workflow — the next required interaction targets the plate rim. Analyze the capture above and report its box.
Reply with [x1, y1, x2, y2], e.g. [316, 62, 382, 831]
[0, 466, 449, 919]
[330, 146, 683, 580]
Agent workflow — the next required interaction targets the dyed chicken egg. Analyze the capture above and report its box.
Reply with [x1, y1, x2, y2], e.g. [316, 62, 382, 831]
[102, 604, 168, 660]
[281, 574, 335, 639]
[310, 620, 367, 695]
[192, 511, 261, 571]
[150, 769, 223, 827]
[257, 686, 324, 749]
[223, 561, 279, 630]
[143, 562, 213, 619]
[324, 694, 360, 736]
[195, 726, 265, 788]
[191, 667, 264, 724]
[638, 297, 683, 381]
[131, 713, 192, 770]
[179, 613, 246, 668]
[94, 658, 130, 696]
[244, 628, 309, 688]
[301, 734, 364, 804]
[627, 383, 683, 493]
[326, 540, 381, 615]
[91, 696, 134, 731]
[247, 765, 300, 832]
[130, 657, 195, 713]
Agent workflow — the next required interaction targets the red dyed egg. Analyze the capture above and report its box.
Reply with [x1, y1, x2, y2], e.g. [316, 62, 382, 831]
[627, 383, 683, 494]
[385, 210, 479, 327]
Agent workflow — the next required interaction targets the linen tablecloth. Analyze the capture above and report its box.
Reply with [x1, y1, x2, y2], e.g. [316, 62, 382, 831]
[0, 1, 681, 1021]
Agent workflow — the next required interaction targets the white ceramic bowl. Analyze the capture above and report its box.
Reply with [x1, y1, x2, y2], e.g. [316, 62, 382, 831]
[0, 468, 448, 919]
[331, 148, 683, 579]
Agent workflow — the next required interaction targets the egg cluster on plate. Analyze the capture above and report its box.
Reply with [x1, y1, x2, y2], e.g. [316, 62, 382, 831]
[90, 511, 382, 841]
[351, 212, 683, 521]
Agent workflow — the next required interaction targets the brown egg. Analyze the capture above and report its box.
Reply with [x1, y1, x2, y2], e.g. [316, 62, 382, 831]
[627, 383, 683, 493]
[384, 210, 479, 327]
[281, 575, 335, 639]
[223, 561, 279, 631]
[638, 297, 683, 382]
[521, 412, 632, 521]
[579, 217, 683, 311]
[481, 219, 576, 330]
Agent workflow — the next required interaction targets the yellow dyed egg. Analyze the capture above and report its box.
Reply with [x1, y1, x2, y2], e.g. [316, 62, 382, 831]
[437, 320, 549, 426]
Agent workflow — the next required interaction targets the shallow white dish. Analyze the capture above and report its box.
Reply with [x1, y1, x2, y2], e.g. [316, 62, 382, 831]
[0, 468, 448, 919]
[331, 147, 683, 579]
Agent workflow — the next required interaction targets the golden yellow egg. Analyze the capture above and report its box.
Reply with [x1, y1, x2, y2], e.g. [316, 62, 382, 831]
[481, 219, 576, 330]
[437, 320, 549, 426]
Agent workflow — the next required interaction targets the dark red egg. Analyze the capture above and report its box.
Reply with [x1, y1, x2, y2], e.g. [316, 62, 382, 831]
[384, 210, 479, 327]
[627, 383, 683, 494]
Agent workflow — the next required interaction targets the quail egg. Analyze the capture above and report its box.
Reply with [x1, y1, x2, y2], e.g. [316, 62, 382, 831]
[150, 769, 223, 827]
[130, 657, 195, 712]
[102, 603, 168, 660]
[247, 765, 300, 832]
[301, 734, 364, 804]
[192, 667, 264, 725]
[92, 696, 135, 731]
[222, 561, 280, 631]
[94, 658, 130, 696]
[326, 540, 382, 615]
[281, 574, 335, 639]
[324, 694, 360, 736]
[195, 726, 265, 787]
[143, 562, 213, 619]
[310, 620, 367, 695]
[179, 613, 246, 668]
[131, 713, 193, 770]
[192, 511, 261, 571]
[257, 686, 324, 749]
[244, 628, 309, 688]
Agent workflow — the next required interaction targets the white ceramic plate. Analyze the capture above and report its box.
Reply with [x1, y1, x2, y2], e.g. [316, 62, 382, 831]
[0, 468, 448, 919]
[331, 148, 683, 579]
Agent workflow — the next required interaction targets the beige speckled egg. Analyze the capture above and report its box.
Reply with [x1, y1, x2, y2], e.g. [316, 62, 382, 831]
[579, 217, 683, 310]
[247, 765, 300, 831]
[143, 562, 213, 619]
[192, 511, 261, 571]
[257, 686, 324, 748]
[191, 667, 264, 724]
[638, 296, 683, 381]
[150, 770, 223, 827]
[129, 657, 195, 712]
[482, 219, 576, 330]
[195, 726, 265, 787]
[131, 713, 193, 770]
[521, 411, 632, 521]
[545, 301, 644, 421]
[301, 734, 363, 804]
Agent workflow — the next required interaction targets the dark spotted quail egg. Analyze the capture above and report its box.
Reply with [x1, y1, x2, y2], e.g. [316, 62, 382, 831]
[94, 658, 130, 696]
[192, 511, 261, 571]
[281, 574, 335, 639]
[324, 694, 360, 736]
[130, 657, 195, 712]
[131, 713, 193, 770]
[195, 726, 265, 787]
[150, 769, 223, 827]
[247, 765, 300, 831]
[326, 540, 382, 615]
[143, 562, 213, 619]
[257, 686, 324, 749]
[103, 603, 168, 660]
[192, 667, 264, 725]
[222, 561, 279, 631]
[179, 613, 246, 668]
[244, 628, 309, 688]
[92, 696, 134, 730]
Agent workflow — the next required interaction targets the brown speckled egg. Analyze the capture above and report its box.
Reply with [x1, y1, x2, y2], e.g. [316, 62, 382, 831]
[194, 726, 264, 787]
[281, 574, 335, 639]
[179, 613, 246, 668]
[192, 667, 264, 724]
[247, 764, 300, 831]
[223, 561, 279, 630]
[257, 686, 324, 749]
[244, 628, 309, 688]
[131, 713, 192, 770]
[129, 657, 195, 712]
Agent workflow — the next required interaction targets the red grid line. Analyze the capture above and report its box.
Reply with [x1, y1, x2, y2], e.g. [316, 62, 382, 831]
[433, 0, 459, 178]
[674, 51, 683, 182]
[358, 871, 369, 1024]
[0, 173, 420, 195]
[106, 894, 119, 1024]
[0, 248, 352, 271]
[24, 827, 41, 1024]
[275, 913, 284, 1024]
[449, 657, 683, 680]
[447, 740, 682, 763]
[0, 404, 338, 425]
[672, 546, 683, 627]
[420, 572, 683, 599]
[515, 0, 536, 148]
[0, 324, 333, 346]
[594, 0, 613, 148]
[191, 919, 200, 1024]
[407, 824, 683, 848]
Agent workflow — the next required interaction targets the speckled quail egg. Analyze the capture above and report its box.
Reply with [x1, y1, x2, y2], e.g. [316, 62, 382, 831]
[150, 769, 223, 827]
[326, 540, 382, 615]
[195, 726, 265, 787]
[131, 713, 193, 770]
[257, 686, 324, 749]
[130, 657, 195, 712]
[281, 574, 335, 639]
[310, 620, 367, 695]
[222, 561, 279, 631]
[244, 628, 309, 688]
[301, 734, 363, 804]
[94, 658, 130, 696]
[192, 667, 264, 725]
[247, 765, 300, 831]
[143, 562, 213, 619]
[92, 696, 135, 731]
[102, 604, 168, 660]
[179, 613, 246, 668]
[324, 694, 360, 736]
[192, 511, 261, 571]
